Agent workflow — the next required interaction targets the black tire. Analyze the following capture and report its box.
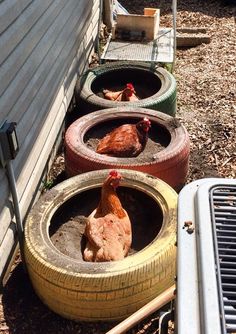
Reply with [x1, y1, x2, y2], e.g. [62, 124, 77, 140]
[24, 169, 177, 321]
[75, 62, 177, 116]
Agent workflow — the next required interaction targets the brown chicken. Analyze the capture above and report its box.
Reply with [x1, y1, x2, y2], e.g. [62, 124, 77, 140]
[103, 83, 139, 101]
[83, 170, 132, 262]
[96, 117, 151, 157]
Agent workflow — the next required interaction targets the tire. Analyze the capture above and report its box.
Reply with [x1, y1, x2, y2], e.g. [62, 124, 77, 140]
[65, 107, 190, 191]
[24, 169, 177, 321]
[75, 62, 177, 116]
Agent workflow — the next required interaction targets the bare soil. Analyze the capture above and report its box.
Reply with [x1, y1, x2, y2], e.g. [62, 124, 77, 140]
[1, 0, 236, 333]
[85, 119, 170, 162]
[50, 187, 163, 260]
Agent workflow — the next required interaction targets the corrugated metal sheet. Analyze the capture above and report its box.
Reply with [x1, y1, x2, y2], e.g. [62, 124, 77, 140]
[0, 0, 99, 283]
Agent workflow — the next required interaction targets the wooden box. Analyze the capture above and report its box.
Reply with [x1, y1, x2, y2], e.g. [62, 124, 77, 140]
[116, 8, 160, 41]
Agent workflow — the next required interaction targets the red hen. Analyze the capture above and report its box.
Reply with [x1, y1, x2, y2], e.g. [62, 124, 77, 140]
[83, 170, 132, 262]
[103, 83, 139, 101]
[96, 117, 151, 157]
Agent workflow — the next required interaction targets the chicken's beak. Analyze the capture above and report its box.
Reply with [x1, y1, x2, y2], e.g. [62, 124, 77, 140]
[110, 178, 120, 189]
[144, 125, 150, 132]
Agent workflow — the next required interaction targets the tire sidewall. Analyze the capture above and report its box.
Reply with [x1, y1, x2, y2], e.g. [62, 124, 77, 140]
[24, 169, 177, 277]
[65, 108, 190, 184]
[76, 62, 176, 115]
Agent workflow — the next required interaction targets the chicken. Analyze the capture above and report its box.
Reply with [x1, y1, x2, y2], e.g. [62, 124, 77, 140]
[103, 83, 139, 101]
[96, 117, 151, 157]
[83, 170, 132, 262]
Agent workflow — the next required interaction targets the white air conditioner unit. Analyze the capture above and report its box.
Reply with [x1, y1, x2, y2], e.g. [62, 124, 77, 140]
[176, 178, 236, 334]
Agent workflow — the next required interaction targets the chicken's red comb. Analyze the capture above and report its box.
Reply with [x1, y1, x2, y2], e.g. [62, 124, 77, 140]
[143, 117, 151, 125]
[126, 83, 134, 90]
[109, 170, 119, 177]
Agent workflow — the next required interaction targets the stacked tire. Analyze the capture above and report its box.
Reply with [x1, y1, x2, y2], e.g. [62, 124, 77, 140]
[24, 169, 177, 321]
[65, 107, 190, 192]
[75, 61, 177, 116]
[24, 62, 187, 323]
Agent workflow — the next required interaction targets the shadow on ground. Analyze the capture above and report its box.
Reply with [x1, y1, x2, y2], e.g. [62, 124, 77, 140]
[1, 261, 115, 334]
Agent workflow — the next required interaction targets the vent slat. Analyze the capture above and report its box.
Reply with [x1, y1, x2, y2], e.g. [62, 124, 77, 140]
[213, 191, 236, 196]
[224, 307, 236, 314]
[216, 224, 236, 229]
[221, 274, 236, 280]
[218, 236, 236, 241]
[222, 283, 236, 289]
[216, 218, 236, 223]
[220, 262, 236, 268]
[216, 230, 236, 236]
[224, 300, 236, 306]
[223, 291, 236, 297]
[219, 248, 236, 254]
[219, 254, 236, 260]
[225, 314, 236, 321]
[214, 204, 236, 216]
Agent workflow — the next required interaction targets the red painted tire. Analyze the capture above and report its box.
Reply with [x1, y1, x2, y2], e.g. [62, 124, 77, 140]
[65, 108, 190, 191]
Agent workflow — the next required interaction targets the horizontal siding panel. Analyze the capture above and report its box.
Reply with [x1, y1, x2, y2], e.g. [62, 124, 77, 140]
[19, 84, 73, 216]
[0, 224, 17, 276]
[12, 3, 92, 147]
[0, 0, 54, 66]
[16, 5, 94, 199]
[0, 56, 79, 262]
[0, 0, 32, 34]
[0, 0, 67, 97]
[0, 181, 13, 246]
[0, 0, 99, 284]
[0, 1, 95, 186]
[8, 0, 85, 125]
[0, 1, 77, 188]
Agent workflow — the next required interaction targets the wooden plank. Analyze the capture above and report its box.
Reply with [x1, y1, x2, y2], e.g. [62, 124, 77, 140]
[0, 0, 54, 66]
[144, 8, 158, 16]
[116, 8, 160, 40]
[177, 27, 207, 34]
[14, 4, 94, 200]
[0, 75, 76, 249]
[0, 0, 67, 97]
[0, 0, 99, 284]
[0, 225, 17, 277]
[0, 182, 13, 246]
[177, 34, 211, 47]
[0, 39, 91, 281]
[177, 28, 210, 47]
[19, 81, 75, 217]
[0, 0, 32, 34]
[0, 0, 94, 185]
[7, 0, 91, 141]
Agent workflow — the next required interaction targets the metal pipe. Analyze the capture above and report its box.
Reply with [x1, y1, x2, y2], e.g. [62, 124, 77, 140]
[6, 160, 25, 265]
[97, 0, 103, 64]
[106, 285, 175, 334]
[172, 0, 177, 72]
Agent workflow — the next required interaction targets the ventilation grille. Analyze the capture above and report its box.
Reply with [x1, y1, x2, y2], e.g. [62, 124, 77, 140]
[210, 185, 236, 334]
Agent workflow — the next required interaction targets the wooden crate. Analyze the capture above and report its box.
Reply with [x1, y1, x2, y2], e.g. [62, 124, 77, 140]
[116, 8, 160, 41]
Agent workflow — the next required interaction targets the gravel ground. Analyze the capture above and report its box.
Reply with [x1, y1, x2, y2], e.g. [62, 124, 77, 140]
[1, 1, 235, 333]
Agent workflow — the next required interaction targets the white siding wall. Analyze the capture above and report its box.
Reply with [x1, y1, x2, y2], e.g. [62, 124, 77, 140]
[0, 0, 100, 283]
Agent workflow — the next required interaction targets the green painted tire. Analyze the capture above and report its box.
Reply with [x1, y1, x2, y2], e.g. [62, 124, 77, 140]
[75, 62, 176, 116]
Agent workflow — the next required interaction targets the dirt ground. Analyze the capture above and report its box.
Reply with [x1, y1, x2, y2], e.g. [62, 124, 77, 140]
[1, 0, 236, 333]
[50, 187, 162, 260]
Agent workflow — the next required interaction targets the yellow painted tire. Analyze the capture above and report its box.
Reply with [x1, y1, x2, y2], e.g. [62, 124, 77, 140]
[24, 169, 177, 321]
